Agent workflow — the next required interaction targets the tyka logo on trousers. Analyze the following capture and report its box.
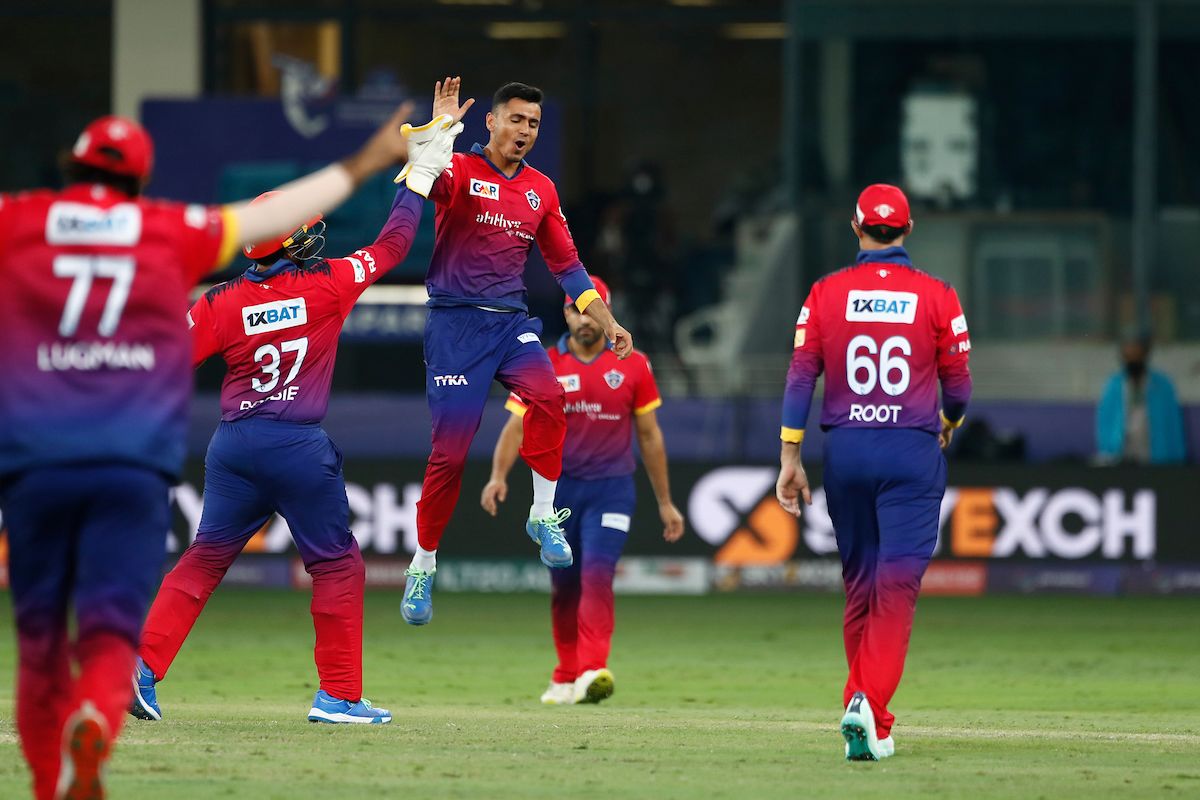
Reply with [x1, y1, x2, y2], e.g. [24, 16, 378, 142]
[434, 374, 469, 387]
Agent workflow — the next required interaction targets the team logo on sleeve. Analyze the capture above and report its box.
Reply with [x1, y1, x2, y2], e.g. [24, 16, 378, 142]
[242, 298, 308, 335]
[469, 179, 500, 201]
[845, 290, 918, 324]
[525, 189, 541, 210]
[797, 307, 811, 325]
[603, 369, 625, 389]
[951, 314, 969, 336]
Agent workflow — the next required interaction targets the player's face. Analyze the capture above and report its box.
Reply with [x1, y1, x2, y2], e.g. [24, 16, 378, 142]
[486, 99, 541, 164]
[564, 306, 602, 347]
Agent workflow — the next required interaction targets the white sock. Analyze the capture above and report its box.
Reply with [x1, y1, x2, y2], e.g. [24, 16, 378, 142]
[410, 545, 437, 573]
[530, 471, 557, 519]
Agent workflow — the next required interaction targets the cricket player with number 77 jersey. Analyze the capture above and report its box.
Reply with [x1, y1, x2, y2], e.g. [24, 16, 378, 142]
[0, 106, 421, 799]
[129, 108, 466, 728]
[775, 184, 972, 762]
[397, 78, 633, 627]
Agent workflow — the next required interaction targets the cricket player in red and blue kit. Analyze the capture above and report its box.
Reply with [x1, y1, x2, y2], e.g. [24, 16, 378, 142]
[0, 110, 417, 799]
[481, 278, 684, 705]
[399, 79, 633, 626]
[130, 116, 463, 727]
[775, 185, 972, 761]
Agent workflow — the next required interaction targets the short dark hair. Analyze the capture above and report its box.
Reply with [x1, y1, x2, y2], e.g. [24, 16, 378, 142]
[859, 223, 907, 244]
[492, 82, 544, 110]
[62, 160, 141, 197]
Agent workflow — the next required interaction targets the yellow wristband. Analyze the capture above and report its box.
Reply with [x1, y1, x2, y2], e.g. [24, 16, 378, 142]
[939, 410, 965, 429]
[574, 288, 601, 313]
[780, 426, 805, 444]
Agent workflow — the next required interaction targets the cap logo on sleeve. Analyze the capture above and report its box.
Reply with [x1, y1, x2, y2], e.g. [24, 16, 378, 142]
[951, 314, 969, 336]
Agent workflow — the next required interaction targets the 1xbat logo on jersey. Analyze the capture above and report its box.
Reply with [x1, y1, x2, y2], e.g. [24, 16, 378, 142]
[242, 298, 308, 335]
[845, 290, 918, 324]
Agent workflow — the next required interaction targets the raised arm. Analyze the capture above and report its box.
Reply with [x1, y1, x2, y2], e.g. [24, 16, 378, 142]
[228, 103, 416, 253]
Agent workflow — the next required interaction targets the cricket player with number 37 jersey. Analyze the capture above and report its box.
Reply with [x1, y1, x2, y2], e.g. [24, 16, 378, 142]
[128, 111, 464, 729]
[775, 184, 972, 762]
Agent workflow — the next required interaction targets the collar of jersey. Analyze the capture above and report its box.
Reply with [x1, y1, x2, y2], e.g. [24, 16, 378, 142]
[470, 143, 525, 180]
[557, 332, 611, 363]
[244, 259, 299, 282]
[855, 246, 911, 266]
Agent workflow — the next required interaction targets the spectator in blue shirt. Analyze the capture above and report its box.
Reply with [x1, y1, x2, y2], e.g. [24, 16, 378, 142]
[1096, 334, 1186, 464]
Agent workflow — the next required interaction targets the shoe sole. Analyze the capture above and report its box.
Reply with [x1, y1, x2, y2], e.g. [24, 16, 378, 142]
[58, 714, 110, 800]
[307, 708, 392, 724]
[129, 681, 161, 721]
[540, 552, 573, 568]
[401, 606, 432, 626]
[841, 721, 878, 761]
[578, 670, 614, 704]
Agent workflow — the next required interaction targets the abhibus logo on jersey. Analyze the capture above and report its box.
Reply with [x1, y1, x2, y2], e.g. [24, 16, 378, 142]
[686, 467, 1157, 565]
[242, 298, 308, 335]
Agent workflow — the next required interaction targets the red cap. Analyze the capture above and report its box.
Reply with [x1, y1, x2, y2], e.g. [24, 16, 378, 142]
[855, 184, 911, 228]
[243, 191, 323, 260]
[71, 116, 154, 180]
[565, 276, 611, 308]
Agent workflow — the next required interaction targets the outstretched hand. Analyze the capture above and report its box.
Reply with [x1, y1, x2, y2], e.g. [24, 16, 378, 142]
[345, 101, 415, 181]
[433, 76, 475, 124]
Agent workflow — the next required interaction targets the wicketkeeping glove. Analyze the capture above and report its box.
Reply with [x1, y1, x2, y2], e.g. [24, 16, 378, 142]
[393, 114, 463, 197]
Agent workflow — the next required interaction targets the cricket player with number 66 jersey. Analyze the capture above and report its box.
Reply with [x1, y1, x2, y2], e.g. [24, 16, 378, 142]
[775, 184, 972, 762]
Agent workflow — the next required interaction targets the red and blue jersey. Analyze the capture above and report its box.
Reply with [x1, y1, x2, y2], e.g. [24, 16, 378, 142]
[781, 246, 972, 441]
[0, 183, 236, 478]
[425, 143, 595, 311]
[190, 188, 422, 423]
[507, 335, 661, 479]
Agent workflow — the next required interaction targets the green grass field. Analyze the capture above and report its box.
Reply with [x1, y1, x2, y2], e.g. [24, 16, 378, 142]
[1, 591, 1197, 799]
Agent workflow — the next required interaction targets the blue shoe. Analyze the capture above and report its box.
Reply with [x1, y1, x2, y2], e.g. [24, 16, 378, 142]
[307, 690, 392, 724]
[401, 567, 435, 625]
[527, 508, 573, 568]
[129, 657, 161, 721]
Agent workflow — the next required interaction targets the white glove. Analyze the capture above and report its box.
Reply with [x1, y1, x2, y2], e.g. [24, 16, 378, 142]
[393, 114, 463, 197]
